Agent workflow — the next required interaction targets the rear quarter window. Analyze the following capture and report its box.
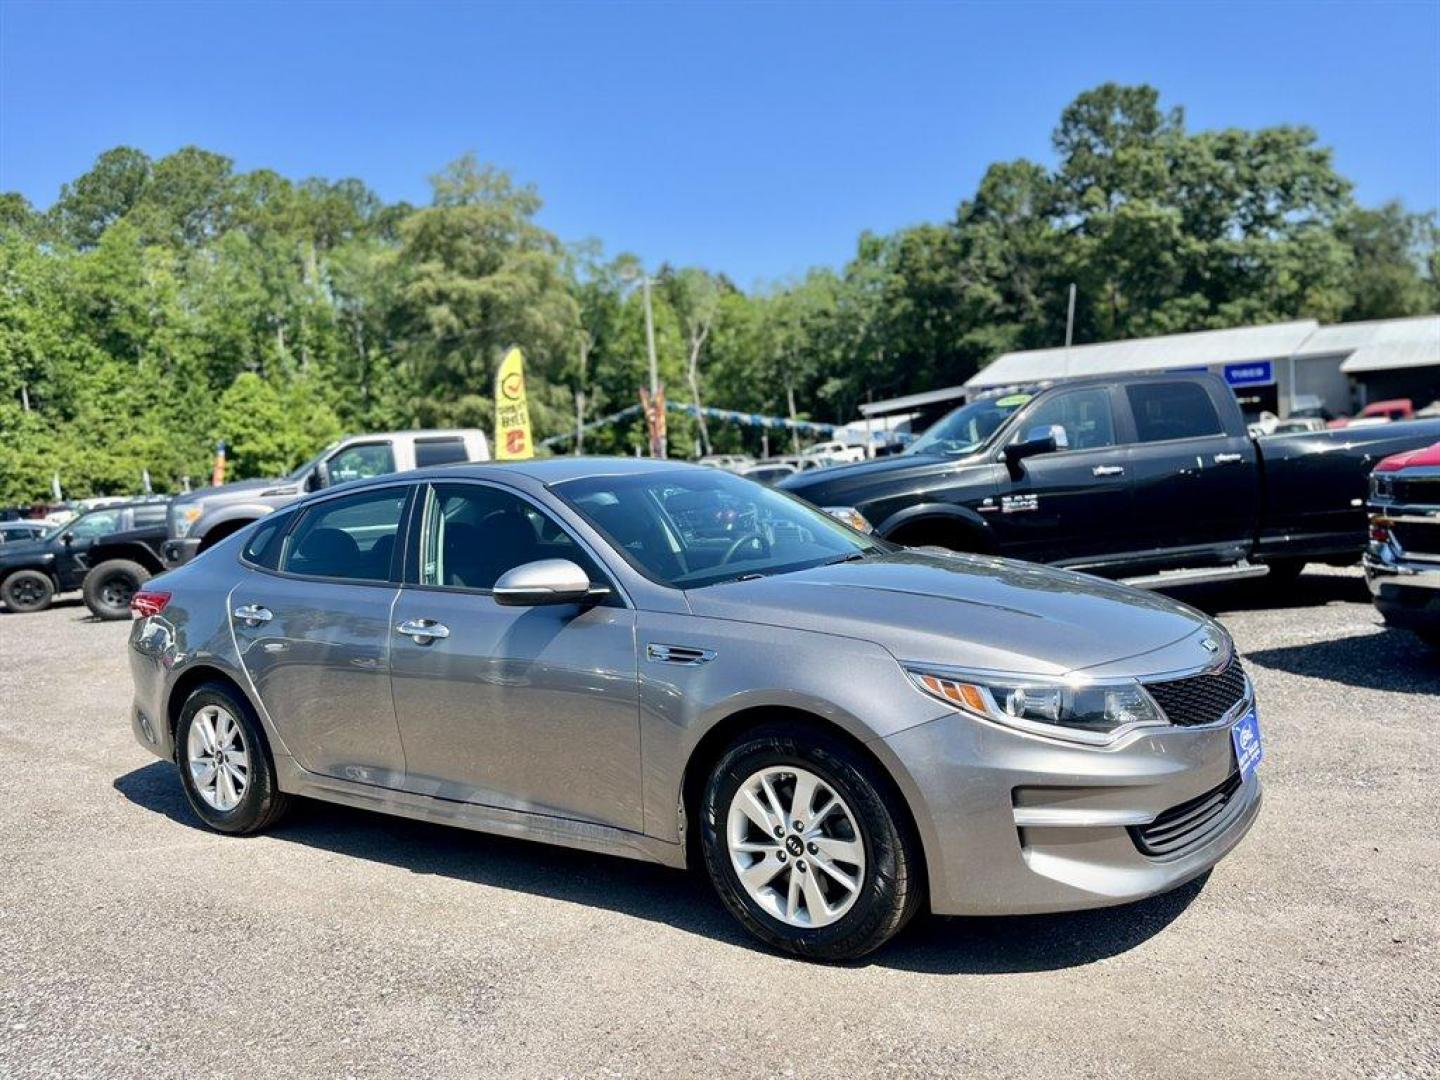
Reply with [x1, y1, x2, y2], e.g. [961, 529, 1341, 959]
[415, 437, 471, 468]
[241, 514, 291, 570]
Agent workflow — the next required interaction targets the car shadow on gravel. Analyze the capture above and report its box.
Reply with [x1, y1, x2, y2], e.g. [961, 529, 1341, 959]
[1244, 627, 1440, 694]
[115, 761, 1207, 973]
[1162, 570, 1370, 615]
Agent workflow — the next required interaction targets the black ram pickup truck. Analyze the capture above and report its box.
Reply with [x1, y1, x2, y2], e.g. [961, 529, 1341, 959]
[782, 372, 1440, 588]
[0, 500, 170, 619]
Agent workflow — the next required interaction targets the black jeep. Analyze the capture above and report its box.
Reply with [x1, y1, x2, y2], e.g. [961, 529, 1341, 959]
[0, 501, 170, 619]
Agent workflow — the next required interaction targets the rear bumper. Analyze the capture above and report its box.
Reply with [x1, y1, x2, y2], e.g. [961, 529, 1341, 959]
[161, 537, 200, 569]
[882, 697, 1261, 917]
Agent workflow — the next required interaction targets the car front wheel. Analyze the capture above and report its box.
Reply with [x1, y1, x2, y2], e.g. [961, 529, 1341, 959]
[83, 559, 151, 620]
[700, 724, 924, 961]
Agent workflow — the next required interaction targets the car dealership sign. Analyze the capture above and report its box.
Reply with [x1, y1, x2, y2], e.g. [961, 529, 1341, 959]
[1224, 360, 1274, 387]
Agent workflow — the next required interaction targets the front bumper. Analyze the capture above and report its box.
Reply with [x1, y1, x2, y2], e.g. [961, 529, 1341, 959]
[161, 537, 200, 569]
[882, 698, 1261, 916]
[1364, 518, 1440, 632]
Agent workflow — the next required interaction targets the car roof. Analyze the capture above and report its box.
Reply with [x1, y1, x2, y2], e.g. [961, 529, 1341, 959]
[410, 456, 709, 485]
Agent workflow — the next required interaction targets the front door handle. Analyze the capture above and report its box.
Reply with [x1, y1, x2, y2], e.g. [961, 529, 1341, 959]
[232, 603, 273, 626]
[1213, 452, 1244, 464]
[396, 618, 450, 644]
[1092, 465, 1125, 477]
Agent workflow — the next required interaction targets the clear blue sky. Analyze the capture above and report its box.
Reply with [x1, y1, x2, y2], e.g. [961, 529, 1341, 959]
[2, 1, 1438, 288]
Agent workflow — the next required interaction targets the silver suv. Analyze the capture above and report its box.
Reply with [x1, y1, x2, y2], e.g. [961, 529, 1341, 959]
[163, 429, 488, 567]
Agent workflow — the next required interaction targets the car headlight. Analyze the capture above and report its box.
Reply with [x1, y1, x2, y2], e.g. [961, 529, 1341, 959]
[906, 666, 1167, 745]
[823, 507, 873, 534]
[172, 505, 203, 538]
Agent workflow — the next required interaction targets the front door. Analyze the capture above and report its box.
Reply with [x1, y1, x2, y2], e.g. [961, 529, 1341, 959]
[230, 484, 411, 787]
[389, 481, 643, 832]
[991, 386, 1135, 566]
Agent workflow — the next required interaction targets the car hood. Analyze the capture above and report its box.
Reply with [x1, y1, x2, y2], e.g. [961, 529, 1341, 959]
[684, 550, 1218, 677]
[172, 476, 293, 507]
[0, 538, 53, 562]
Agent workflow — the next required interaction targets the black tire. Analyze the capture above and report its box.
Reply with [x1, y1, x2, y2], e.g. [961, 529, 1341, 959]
[83, 558, 151, 620]
[1415, 630, 1440, 653]
[700, 724, 924, 961]
[1, 569, 55, 614]
[175, 682, 292, 834]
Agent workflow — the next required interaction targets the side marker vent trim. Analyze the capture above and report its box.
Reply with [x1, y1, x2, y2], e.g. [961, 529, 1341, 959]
[646, 643, 717, 666]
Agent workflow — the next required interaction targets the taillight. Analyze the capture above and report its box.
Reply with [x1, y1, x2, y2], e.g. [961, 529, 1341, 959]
[1370, 519, 1391, 544]
[130, 590, 171, 617]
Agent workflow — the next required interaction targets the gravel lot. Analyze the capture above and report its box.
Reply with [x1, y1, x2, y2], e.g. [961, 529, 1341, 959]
[1, 565, 1436, 1079]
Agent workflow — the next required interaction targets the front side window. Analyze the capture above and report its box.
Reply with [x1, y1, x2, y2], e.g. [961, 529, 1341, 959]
[1126, 382, 1223, 443]
[328, 442, 396, 484]
[1016, 388, 1116, 451]
[283, 488, 407, 582]
[555, 469, 886, 589]
[131, 504, 167, 526]
[420, 483, 602, 591]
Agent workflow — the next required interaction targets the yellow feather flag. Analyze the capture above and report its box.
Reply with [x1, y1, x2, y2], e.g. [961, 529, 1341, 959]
[494, 346, 534, 460]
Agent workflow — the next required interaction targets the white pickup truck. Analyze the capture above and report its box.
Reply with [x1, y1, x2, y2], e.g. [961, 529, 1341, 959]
[162, 429, 489, 567]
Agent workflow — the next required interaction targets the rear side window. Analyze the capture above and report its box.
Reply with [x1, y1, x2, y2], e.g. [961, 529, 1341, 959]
[242, 514, 291, 570]
[1126, 382, 1223, 443]
[283, 488, 408, 582]
[415, 437, 470, 468]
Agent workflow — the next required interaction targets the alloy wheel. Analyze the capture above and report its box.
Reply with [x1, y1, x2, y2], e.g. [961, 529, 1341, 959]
[186, 705, 250, 812]
[726, 766, 866, 928]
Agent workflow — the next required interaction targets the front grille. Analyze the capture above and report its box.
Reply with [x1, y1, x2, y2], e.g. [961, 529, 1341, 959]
[1393, 476, 1440, 505]
[1392, 520, 1440, 558]
[1130, 772, 1244, 858]
[1143, 655, 1247, 727]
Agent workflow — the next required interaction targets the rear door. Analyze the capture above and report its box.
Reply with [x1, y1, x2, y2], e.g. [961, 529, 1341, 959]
[1120, 379, 1259, 557]
[229, 483, 413, 787]
[990, 385, 1135, 565]
[388, 480, 643, 831]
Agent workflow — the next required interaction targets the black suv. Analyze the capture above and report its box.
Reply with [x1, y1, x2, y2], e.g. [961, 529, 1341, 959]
[0, 501, 170, 619]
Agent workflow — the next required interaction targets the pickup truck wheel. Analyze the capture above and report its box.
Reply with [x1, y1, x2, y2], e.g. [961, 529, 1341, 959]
[1, 569, 55, 614]
[83, 559, 151, 620]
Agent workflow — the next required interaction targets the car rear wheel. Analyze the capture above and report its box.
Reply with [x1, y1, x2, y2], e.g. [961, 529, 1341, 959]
[1, 569, 55, 614]
[83, 559, 151, 620]
[700, 724, 924, 961]
[176, 682, 292, 834]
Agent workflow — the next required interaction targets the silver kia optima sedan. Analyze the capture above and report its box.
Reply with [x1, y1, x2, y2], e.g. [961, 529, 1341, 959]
[126, 458, 1262, 960]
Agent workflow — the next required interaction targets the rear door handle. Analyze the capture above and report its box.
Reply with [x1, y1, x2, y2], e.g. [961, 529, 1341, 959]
[396, 618, 449, 644]
[233, 604, 273, 626]
[1092, 465, 1125, 477]
[1213, 452, 1244, 464]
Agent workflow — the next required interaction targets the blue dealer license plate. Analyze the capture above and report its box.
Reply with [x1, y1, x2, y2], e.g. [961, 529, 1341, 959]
[1231, 707, 1262, 781]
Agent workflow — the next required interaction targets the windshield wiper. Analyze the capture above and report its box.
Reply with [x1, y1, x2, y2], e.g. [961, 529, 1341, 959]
[826, 551, 867, 565]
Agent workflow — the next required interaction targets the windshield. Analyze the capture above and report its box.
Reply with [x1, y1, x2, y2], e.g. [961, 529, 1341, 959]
[554, 468, 888, 589]
[905, 393, 1033, 456]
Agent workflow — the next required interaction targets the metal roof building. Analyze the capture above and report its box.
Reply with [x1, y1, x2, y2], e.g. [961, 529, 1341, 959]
[963, 315, 1440, 418]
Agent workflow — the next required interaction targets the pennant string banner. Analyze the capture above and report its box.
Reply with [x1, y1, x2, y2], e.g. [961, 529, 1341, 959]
[540, 401, 841, 447]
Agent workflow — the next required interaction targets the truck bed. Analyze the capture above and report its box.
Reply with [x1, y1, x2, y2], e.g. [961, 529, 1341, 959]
[1254, 418, 1440, 563]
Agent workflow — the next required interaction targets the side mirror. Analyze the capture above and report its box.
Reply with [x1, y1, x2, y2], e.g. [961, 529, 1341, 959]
[492, 558, 608, 607]
[1004, 424, 1068, 469]
[313, 461, 331, 489]
[61, 530, 75, 545]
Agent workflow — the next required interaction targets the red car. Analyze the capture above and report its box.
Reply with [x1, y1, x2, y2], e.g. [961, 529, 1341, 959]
[1365, 442, 1440, 649]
